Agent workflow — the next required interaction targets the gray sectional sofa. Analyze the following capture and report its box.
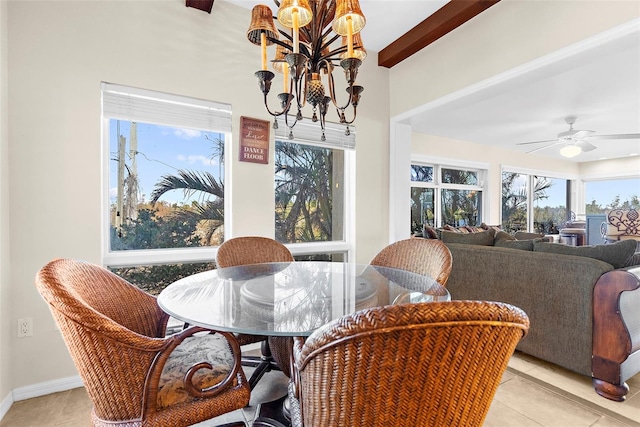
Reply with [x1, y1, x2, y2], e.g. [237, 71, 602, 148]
[416, 227, 640, 401]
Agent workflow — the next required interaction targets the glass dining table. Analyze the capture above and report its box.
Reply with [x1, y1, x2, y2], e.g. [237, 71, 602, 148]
[157, 261, 451, 427]
[157, 261, 451, 338]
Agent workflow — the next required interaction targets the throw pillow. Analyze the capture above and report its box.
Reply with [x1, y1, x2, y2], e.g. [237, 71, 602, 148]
[480, 223, 502, 232]
[441, 228, 496, 246]
[532, 239, 637, 269]
[423, 224, 438, 239]
[494, 230, 516, 245]
[443, 224, 470, 234]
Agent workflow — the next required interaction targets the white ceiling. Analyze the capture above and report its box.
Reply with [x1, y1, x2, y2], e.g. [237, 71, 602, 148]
[223, 0, 640, 163]
[403, 20, 640, 163]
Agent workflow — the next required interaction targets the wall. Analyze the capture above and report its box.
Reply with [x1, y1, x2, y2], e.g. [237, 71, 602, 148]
[0, 0, 11, 411]
[389, 0, 640, 117]
[5, 0, 389, 392]
[579, 156, 640, 180]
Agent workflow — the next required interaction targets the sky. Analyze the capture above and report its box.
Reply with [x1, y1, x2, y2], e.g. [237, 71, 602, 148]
[508, 173, 639, 213]
[109, 121, 224, 205]
[585, 178, 640, 208]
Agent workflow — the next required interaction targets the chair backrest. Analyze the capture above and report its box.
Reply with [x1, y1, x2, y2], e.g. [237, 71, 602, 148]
[604, 208, 640, 242]
[34, 258, 169, 422]
[216, 236, 294, 268]
[216, 236, 295, 376]
[291, 300, 529, 427]
[369, 238, 453, 286]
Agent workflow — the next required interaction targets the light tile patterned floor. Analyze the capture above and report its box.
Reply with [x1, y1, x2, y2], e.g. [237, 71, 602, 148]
[1, 351, 639, 426]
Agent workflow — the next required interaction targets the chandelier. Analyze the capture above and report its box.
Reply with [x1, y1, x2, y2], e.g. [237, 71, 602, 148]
[247, 0, 366, 141]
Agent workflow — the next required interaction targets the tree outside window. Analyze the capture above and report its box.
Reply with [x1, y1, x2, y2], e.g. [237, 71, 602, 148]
[411, 164, 484, 234]
[102, 85, 231, 294]
[107, 120, 224, 292]
[274, 140, 345, 244]
[502, 172, 567, 234]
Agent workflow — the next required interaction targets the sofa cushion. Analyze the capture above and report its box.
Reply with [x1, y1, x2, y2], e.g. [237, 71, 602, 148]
[494, 230, 515, 245]
[441, 228, 495, 246]
[532, 239, 637, 269]
[496, 238, 537, 251]
[514, 231, 545, 240]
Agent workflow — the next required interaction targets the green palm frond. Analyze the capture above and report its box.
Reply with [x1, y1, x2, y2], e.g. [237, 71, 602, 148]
[150, 170, 224, 204]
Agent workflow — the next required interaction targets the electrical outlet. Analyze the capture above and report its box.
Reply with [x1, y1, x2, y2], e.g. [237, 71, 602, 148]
[18, 318, 33, 337]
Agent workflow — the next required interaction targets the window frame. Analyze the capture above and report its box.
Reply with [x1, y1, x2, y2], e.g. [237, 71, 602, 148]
[411, 156, 487, 229]
[274, 120, 356, 262]
[101, 83, 231, 268]
[501, 165, 577, 233]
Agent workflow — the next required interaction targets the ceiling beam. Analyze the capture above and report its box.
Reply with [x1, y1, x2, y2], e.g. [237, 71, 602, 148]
[186, 0, 214, 14]
[378, 0, 500, 68]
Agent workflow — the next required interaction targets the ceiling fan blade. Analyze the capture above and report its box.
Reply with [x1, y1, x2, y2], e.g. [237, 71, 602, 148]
[562, 129, 595, 139]
[589, 133, 640, 140]
[516, 139, 556, 146]
[576, 140, 597, 152]
[525, 140, 563, 154]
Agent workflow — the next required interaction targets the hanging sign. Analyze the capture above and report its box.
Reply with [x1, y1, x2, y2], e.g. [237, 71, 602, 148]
[239, 116, 270, 164]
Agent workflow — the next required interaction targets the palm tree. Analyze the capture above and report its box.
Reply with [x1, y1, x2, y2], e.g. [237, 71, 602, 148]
[275, 141, 335, 243]
[502, 173, 553, 233]
[149, 136, 226, 245]
[150, 170, 224, 245]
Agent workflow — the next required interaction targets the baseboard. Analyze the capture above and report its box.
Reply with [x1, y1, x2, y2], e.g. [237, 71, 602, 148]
[0, 392, 12, 422]
[12, 375, 83, 402]
[0, 375, 84, 421]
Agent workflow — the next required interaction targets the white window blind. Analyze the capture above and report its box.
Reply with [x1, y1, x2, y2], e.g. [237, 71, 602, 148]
[274, 117, 356, 150]
[101, 83, 232, 133]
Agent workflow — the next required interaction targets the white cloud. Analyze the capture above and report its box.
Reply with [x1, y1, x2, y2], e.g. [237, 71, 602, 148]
[176, 154, 217, 167]
[173, 128, 202, 139]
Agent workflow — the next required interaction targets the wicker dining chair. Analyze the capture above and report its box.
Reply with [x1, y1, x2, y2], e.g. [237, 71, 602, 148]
[288, 300, 529, 427]
[370, 238, 453, 286]
[216, 236, 295, 382]
[35, 258, 250, 427]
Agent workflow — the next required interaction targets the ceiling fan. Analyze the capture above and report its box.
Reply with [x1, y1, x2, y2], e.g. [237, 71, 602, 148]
[516, 116, 640, 158]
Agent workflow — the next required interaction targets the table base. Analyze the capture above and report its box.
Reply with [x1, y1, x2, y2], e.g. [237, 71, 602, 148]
[253, 395, 291, 427]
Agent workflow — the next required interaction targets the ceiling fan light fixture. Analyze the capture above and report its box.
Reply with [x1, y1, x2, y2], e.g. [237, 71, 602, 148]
[560, 144, 582, 158]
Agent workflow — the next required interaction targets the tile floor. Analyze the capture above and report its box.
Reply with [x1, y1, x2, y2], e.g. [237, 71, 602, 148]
[1, 351, 639, 426]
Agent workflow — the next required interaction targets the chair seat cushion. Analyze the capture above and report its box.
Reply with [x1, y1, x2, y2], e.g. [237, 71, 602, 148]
[157, 332, 236, 409]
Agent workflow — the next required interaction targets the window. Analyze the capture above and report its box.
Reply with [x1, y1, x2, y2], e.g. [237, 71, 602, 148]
[585, 177, 640, 213]
[274, 120, 355, 261]
[410, 162, 485, 234]
[102, 83, 230, 292]
[502, 170, 570, 234]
